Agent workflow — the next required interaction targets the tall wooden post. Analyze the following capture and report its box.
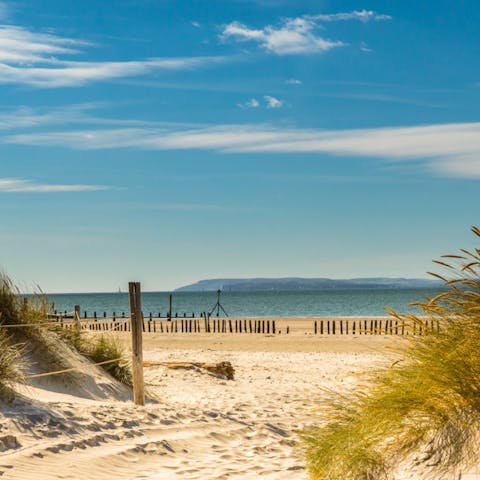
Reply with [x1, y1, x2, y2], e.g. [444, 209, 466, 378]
[74, 305, 81, 333]
[129, 282, 145, 406]
[168, 294, 172, 322]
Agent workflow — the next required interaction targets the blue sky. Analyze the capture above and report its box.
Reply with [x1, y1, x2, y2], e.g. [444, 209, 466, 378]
[0, 0, 479, 292]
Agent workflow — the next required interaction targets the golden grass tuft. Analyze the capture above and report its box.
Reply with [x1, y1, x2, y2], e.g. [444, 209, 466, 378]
[302, 226, 480, 479]
[0, 274, 132, 392]
[0, 328, 25, 402]
[76, 333, 132, 386]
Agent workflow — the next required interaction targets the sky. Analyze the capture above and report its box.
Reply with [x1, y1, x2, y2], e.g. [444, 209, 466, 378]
[0, 0, 479, 292]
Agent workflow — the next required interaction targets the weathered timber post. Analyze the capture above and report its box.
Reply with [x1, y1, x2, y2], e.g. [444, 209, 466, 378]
[168, 294, 172, 322]
[129, 282, 145, 406]
[74, 305, 81, 333]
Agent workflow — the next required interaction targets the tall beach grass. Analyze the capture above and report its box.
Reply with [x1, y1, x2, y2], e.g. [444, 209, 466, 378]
[0, 274, 131, 394]
[302, 226, 480, 479]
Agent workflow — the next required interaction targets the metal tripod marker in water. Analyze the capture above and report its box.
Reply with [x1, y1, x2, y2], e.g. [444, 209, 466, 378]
[210, 289, 228, 317]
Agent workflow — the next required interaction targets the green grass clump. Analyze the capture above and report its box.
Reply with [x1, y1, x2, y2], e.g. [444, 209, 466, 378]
[0, 329, 25, 401]
[0, 275, 77, 375]
[76, 334, 132, 387]
[0, 274, 132, 394]
[302, 226, 480, 479]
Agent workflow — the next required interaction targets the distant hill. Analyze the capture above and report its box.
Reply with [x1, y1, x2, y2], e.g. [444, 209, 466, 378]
[175, 277, 442, 292]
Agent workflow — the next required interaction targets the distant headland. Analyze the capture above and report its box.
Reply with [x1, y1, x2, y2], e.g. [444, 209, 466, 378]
[175, 277, 442, 292]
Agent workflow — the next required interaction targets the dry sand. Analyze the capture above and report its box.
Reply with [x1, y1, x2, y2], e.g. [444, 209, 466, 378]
[1, 321, 477, 479]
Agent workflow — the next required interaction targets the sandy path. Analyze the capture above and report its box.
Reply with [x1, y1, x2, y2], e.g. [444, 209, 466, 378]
[0, 345, 387, 479]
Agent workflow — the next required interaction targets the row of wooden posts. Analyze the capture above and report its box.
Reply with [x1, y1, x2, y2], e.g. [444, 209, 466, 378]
[62, 315, 439, 337]
[63, 316, 281, 334]
[313, 318, 440, 336]
[55, 311, 209, 320]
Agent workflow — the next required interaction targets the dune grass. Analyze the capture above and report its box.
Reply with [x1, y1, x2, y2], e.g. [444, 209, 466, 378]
[0, 274, 86, 388]
[75, 333, 132, 386]
[0, 274, 132, 392]
[0, 328, 25, 402]
[302, 226, 480, 479]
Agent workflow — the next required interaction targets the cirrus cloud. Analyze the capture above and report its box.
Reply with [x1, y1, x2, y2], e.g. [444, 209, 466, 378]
[0, 24, 225, 87]
[4, 119, 480, 178]
[0, 178, 110, 193]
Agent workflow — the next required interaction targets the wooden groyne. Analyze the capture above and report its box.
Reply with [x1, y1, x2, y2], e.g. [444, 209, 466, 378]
[312, 317, 439, 336]
[54, 314, 437, 336]
[58, 317, 278, 334]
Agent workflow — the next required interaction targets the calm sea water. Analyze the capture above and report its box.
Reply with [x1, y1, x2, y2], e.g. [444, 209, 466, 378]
[46, 288, 443, 318]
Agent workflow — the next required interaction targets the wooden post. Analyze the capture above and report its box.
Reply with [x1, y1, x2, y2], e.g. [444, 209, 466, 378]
[129, 282, 145, 406]
[74, 305, 81, 334]
[168, 294, 172, 322]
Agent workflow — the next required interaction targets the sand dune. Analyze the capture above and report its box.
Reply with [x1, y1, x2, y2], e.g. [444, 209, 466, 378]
[0, 333, 389, 479]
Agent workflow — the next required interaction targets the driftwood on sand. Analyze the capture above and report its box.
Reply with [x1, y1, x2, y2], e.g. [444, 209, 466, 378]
[143, 361, 235, 380]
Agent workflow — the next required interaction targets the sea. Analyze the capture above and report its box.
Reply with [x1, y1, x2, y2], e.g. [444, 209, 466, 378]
[45, 288, 443, 318]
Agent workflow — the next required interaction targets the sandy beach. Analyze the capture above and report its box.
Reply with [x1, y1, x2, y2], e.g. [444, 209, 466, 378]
[0, 319, 401, 480]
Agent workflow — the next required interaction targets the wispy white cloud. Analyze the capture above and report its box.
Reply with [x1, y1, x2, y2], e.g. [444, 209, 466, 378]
[0, 24, 225, 87]
[5, 122, 480, 179]
[308, 10, 392, 22]
[285, 78, 302, 85]
[0, 178, 110, 193]
[191, 21, 201, 28]
[238, 96, 283, 109]
[264, 95, 283, 108]
[0, 103, 166, 130]
[0, 25, 85, 64]
[238, 98, 260, 108]
[360, 42, 372, 53]
[221, 10, 390, 55]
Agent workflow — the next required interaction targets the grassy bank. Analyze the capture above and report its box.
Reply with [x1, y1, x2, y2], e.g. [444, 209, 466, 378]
[303, 226, 480, 479]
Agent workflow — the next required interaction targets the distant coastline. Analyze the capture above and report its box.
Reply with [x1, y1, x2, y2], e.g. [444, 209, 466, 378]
[175, 277, 441, 292]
